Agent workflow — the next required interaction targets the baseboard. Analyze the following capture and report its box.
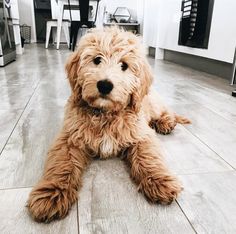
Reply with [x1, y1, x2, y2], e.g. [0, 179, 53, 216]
[164, 49, 233, 80]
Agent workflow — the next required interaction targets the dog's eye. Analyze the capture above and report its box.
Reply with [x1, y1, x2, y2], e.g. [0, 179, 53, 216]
[121, 62, 128, 71]
[93, 57, 102, 65]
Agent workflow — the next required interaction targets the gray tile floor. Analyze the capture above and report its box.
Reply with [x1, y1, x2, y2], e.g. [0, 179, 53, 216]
[0, 44, 236, 234]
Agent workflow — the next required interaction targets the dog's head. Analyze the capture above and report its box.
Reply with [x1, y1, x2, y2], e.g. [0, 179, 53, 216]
[66, 27, 153, 113]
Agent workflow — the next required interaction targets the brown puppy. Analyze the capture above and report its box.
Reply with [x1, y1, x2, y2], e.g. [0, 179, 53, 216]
[27, 27, 190, 222]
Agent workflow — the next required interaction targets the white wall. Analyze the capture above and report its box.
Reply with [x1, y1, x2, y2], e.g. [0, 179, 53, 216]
[18, 0, 37, 43]
[156, 0, 236, 63]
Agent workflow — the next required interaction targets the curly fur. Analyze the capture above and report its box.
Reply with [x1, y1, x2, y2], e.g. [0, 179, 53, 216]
[27, 27, 190, 222]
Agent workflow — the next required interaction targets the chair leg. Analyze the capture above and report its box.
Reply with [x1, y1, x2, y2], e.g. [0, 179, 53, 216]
[45, 23, 51, 49]
[63, 22, 70, 48]
[69, 23, 75, 50]
[57, 4, 64, 50]
[72, 25, 80, 51]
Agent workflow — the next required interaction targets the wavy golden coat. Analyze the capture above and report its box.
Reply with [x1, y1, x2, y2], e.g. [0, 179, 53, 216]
[27, 27, 190, 222]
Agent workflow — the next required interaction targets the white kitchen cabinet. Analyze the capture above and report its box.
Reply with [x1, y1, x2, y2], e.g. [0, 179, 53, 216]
[142, 0, 236, 64]
[142, 0, 165, 59]
[143, 0, 159, 48]
[157, 0, 236, 63]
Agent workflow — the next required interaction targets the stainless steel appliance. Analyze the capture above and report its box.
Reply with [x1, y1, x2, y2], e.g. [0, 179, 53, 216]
[0, 0, 16, 66]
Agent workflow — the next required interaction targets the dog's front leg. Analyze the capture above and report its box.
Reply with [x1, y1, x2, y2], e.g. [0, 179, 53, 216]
[145, 88, 190, 135]
[127, 138, 182, 204]
[27, 131, 89, 222]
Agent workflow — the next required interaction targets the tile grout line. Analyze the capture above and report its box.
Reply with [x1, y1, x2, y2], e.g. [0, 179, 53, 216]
[0, 185, 33, 191]
[0, 79, 41, 157]
[175, 199, 198, 234]
[160, 137, 234, 175]
[0, 169, 235, 192]
[170, 92, 236, 127]
[186, 99, 236, 127]
[166, 84, 236, 171]
[162, 70, 236, 126]
[182, 125, 236, 170]
[177, 170, 235, 176]
[193, 100, 236, 127]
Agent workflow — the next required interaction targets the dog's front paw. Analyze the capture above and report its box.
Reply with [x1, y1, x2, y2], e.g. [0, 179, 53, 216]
[27, 181, 76, 223]
[138, 174, 182, 204]
[149, 113, 176, 135]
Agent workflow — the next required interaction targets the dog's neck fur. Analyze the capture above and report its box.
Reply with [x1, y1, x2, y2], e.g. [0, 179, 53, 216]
[79, 99, 118, 117]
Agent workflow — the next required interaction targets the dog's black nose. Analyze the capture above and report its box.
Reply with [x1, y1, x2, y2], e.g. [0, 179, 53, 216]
[97, 80, 113, 95]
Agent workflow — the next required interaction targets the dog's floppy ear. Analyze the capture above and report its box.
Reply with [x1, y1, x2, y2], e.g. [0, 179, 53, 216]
[130, 59, 153, 112]
[65, 51, 81, 90]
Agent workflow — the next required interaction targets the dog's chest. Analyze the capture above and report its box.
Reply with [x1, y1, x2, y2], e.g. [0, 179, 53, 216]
[76, 112, 139, 158]
[99, 133, 118, 158]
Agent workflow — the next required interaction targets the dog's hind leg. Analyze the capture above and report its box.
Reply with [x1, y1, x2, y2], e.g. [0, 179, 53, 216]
[126, 136, 182, 204]
[144, 87, 190, 135]
[27, 131, 90, 222]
